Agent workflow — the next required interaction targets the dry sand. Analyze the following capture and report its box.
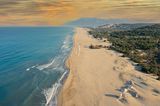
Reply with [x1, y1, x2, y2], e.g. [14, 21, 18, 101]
[58, 28, 160, 106]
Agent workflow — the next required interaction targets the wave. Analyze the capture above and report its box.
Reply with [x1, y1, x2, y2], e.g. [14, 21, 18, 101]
[43, 71, 68, 106]
[43, 35, 72, 106]
[24, 34, 72, 106]
[43, 83, 59, 106]
[34, 35, 72, 106]
[25, 35, 72, 72]
[37, 35, 72, 71]
[36, 59, 56, 71]
[26, 65, 37, 71]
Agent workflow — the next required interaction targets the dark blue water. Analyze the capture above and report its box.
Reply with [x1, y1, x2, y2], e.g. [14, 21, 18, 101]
[0, 27, 73, 106]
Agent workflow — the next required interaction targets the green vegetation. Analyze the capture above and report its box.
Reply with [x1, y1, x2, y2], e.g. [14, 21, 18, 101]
[89, 24, 160, 80]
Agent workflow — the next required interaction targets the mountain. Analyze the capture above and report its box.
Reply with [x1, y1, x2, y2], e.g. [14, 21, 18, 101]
[65, 18, 137, 27]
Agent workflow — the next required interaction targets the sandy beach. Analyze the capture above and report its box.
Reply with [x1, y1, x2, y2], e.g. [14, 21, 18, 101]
[58, 28, 160, 106]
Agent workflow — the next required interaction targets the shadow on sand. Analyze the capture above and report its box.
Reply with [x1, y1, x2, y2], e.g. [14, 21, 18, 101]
[104, 93, 119, 99]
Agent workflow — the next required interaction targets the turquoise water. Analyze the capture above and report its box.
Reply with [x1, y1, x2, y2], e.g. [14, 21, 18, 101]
[0, 27, 73, 106]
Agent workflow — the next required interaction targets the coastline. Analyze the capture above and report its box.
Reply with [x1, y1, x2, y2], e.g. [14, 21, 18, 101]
[58, 28, 160, 106]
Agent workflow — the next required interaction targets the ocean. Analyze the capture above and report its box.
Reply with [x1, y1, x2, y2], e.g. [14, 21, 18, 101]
[0, 27, 74, 106]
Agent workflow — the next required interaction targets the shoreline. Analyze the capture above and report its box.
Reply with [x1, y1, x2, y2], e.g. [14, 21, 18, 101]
[43, 34, 73, 106]
[58, 28, 160, 106]
[57, 28, 77, 106]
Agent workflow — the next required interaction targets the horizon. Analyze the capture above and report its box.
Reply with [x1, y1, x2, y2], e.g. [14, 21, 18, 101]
[0, 1, 160, 105]
[0, 18, 160, 27]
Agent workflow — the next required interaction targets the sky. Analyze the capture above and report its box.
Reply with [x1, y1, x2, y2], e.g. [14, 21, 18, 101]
[0, 0, 160, 26]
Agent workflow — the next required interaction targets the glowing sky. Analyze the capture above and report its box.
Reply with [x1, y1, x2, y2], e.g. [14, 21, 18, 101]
[0, 0, 160, 25]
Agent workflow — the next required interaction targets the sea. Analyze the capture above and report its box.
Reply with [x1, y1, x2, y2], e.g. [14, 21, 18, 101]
[0, 26, 74, 106]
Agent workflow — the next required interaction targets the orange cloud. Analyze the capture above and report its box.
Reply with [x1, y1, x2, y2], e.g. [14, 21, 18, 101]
[0, 0, 159, 26]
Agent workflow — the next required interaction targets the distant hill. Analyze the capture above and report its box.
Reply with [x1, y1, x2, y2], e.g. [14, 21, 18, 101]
[65, 18, 137, 27]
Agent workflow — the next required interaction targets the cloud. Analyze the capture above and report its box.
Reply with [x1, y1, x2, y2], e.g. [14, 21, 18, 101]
[0, 0, 160, 25]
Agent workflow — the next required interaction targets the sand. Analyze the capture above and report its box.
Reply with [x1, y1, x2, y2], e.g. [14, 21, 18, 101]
[58, 28, 160, 106]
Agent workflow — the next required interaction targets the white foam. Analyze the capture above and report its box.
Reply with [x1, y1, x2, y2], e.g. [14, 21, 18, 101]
[59, 71, 67, 83]
[26, 65, 37, 71]
[31, 66, 36, 68]
[26, 35, 72, 105]
[44, 71, 68, 106]
[43, 83, 59, 106]
[36, 59, 56, 70]
[26, 68, 30, 71]
[36, 56, 65, 72]
[36, 35, 72, 71]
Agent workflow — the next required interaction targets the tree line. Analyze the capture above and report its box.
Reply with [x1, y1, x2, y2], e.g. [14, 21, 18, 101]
[89, 24, 160, 80]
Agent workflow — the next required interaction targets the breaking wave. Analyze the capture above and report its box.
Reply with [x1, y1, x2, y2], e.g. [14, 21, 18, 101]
[39, 35, 72, 106]
[25, 34, 72, 106]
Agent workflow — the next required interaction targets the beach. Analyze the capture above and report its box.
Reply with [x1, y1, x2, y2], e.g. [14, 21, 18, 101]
[58, 28, 160, 106]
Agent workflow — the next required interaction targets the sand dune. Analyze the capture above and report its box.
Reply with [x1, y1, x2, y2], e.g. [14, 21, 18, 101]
[58, 28, 160, 106]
